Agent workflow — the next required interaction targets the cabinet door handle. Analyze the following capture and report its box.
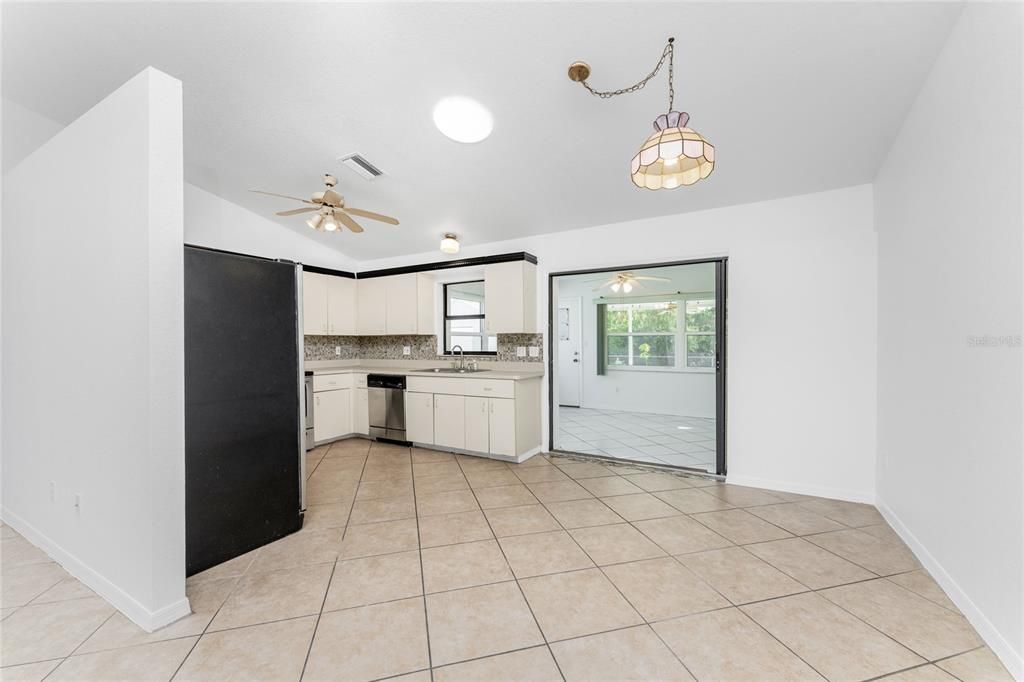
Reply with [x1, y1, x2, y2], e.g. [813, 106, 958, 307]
[316, 396, 320, 405]
[489, 402, 494, 414]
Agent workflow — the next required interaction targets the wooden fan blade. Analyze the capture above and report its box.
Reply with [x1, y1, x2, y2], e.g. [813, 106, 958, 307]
[323, 189, 344, 207]
[635, 276, 671, 282]
[249, 189, 316, 204]
[276, 207, 318, 216]
[335, 211, 364, 233]
[343, 207, 399, 225]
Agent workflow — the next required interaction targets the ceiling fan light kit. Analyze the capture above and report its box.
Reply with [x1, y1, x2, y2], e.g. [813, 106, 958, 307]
[251, 174, 399, 235]
[568, 37, 715, 190]
[593, 272, 672, 293]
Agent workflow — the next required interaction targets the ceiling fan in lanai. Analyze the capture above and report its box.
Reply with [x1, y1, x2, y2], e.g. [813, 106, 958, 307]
[591, 271, 671, 293]
[250, 174, 399, 234]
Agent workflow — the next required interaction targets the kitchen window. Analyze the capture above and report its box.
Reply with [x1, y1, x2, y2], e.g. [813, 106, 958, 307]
[444, 280, 497, 354]
[604, 296, 715, 371]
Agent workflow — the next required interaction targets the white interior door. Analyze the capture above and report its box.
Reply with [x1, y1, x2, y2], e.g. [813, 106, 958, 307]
[557, 297, 582, 407]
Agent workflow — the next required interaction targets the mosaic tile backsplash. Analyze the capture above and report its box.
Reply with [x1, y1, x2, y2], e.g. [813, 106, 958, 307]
[304, 334, 544, 362]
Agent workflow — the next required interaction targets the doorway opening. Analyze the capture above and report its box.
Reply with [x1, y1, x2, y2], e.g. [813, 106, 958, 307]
[549, 258, 727, 476]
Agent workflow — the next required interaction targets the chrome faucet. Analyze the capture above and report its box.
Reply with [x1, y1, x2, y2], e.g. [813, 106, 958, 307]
[451, 345, 465, 370]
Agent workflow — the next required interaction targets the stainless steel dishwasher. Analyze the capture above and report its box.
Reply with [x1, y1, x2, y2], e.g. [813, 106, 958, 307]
[367, 374, 407, 442]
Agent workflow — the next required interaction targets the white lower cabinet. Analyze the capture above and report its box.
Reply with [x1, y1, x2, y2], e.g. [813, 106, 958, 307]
[406, 391, 435, 444]
[488, 398, 516, 457]
[314, 388, 351, 442]
[311, 374, 540, 458]
[463, 397, 515, 456]
[464, 397, 490, 453]
[433, 394, 466, 449]
[353, 388, 369, 435]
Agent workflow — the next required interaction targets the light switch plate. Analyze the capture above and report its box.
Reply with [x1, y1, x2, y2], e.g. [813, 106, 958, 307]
[403, 346, 411, 355]
[528, 346, 540, 357]
[516, 346, 527, 357]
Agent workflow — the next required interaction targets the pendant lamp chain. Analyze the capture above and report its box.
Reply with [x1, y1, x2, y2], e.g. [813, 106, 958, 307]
[567, 35, 713, 190]
[577, 38, 675, 113]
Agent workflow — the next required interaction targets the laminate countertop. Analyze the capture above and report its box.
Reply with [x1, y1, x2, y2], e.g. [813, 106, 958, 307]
[304, 362, 545, 381]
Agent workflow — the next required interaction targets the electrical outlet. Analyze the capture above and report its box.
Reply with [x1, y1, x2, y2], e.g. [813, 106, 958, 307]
[335, 346, 341, 356]
[403, 346, 411, 356]
[49, 481, 56, 502]
[516, 346, 527, 357]
[528, 346, 540, 357]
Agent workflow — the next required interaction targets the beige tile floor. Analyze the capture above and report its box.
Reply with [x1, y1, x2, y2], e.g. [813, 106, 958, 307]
[0, 440, 1013, 682]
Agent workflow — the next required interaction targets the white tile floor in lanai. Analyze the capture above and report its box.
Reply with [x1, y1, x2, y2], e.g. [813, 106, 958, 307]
[557, 407, 717, 472]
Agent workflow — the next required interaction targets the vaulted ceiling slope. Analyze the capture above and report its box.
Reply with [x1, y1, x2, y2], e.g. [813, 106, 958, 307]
[3, 2, 961, 259]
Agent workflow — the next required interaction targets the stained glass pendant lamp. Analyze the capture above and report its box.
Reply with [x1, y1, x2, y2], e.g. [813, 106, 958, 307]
[568, 37, 714, 190]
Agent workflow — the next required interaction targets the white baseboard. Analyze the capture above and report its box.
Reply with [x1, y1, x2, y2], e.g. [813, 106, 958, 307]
[1, 506, 191, 633]
[877, 500, 1023, 680]
[515, 446, 543, 463]
[724, 474, 875, 504]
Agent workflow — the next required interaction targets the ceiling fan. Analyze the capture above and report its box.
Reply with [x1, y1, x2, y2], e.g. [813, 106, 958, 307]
[591, 272, 671, 293]
[250, 174, 399, 234]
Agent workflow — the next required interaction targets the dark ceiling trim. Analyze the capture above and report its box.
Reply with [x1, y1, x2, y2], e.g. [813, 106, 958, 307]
[185, 245, 535, 281]
[301, 264, 357, 279]
[355, 252, 538, 279]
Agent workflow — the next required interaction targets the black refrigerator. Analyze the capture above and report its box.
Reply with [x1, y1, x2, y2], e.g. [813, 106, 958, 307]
[184, 245, 304, 576]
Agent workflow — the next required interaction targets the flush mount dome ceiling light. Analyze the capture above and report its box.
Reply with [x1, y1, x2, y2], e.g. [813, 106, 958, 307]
[433, 96, 494, 143]
[440, 233, 460, 254]
[568, 37, 715, 189]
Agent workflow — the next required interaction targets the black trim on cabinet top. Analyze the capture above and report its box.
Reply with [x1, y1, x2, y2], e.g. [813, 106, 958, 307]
[300, 264, 357, 279]
[186, 245, 535, 282]
[357, 252, 538, 279]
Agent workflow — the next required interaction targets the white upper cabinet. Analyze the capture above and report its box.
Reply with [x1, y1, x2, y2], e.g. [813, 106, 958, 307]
[386, 274, 419, 334]
[325, 276, 356, 335]
[356, 277, 387, 335]
[356, 273, 435, 336]
[303, 271, 356, 336]
[484, 261, 537, 334]
[416, 273, 436, 335]
[302, 271, 329, 335]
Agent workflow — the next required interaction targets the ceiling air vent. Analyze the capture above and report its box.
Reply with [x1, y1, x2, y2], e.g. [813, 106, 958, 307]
[338, 153, 385, 181]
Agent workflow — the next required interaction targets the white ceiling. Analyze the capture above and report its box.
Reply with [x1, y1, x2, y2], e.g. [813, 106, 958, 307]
[3, 2, 961, 260]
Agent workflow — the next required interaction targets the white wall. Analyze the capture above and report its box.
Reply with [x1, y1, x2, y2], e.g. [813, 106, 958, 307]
[874, 4, 1023, 677]
[184, 183, 356, 271]
[2, 97, 357, 272]
[359, 184, 879, 502]
[555, 265, 716, 418]
[2, 97, 64, 173]
[2, 68, 190, 631]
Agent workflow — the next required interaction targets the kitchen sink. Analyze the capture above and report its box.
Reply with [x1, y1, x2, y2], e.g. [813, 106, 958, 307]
[424, 367, 491, 374]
